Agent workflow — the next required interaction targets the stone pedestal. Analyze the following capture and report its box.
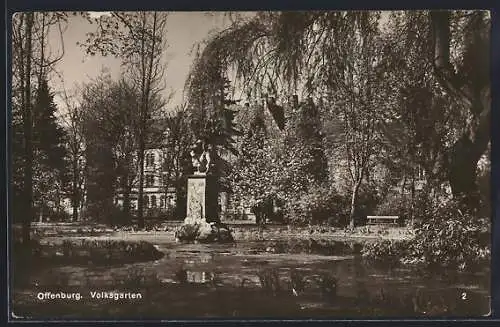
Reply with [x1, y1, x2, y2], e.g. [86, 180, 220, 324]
[185, 174, 219, 224]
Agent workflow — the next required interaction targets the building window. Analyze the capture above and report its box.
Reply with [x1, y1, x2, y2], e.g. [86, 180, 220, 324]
[415, 165, 425, 180]
[143, 195, 149, 208]
[151, 195, 157, 208]
[160, 195, 165, 208]
[146, 153, 155, 167]
[146, 175, 154, 187]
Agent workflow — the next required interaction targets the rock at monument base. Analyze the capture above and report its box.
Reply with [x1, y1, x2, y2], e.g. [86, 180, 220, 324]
[175, 221, 234, 244]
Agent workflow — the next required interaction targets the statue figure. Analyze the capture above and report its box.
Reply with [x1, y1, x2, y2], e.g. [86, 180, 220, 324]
[190, 139, 216, 174]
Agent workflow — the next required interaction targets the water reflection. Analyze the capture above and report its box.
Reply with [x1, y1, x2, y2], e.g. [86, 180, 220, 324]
[12, 239, 490, 318]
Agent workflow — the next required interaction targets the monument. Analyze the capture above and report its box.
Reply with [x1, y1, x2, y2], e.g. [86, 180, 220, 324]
[175, 139, 233, 243]
[185, 140, 219, 224]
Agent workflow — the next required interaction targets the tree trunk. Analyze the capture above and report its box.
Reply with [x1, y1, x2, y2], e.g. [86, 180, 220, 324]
[123, 172, 131, 223]
[22, 13, 34, 245]
[431, 11, 490, 212]
[349, 181, 361, 229]
[71, 153, 79, 222]
[410, 169, 416, 226]
[447, 136, 481, 210]
[137, 143, 145, 229]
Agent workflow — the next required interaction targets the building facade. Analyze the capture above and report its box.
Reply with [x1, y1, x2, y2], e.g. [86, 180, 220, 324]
[114, 148, 177, 216]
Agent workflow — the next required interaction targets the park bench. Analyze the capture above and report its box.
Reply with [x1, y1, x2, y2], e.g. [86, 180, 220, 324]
[366, 215, 399, 225]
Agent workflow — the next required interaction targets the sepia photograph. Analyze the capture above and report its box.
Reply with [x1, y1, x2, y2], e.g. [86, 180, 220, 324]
[9, 10, 491, 320]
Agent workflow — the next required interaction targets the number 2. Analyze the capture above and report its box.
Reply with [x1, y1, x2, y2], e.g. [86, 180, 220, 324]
[461, 292, 467, 300]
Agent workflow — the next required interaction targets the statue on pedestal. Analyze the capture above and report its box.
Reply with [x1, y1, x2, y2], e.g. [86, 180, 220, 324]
[189, 139, 216, 175]
[176, 138, 233, 243]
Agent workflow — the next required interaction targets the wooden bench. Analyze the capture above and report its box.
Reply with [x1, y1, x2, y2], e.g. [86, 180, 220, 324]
[366, 215, 399, 225]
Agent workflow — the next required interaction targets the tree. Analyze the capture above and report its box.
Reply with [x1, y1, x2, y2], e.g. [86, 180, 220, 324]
[32, 78, 67, 221]
[79, 74, 142, 224]
[12, 12, 69, 243]
[188, 10, 491, 221]
[430, 11, 490, 211]
[373, 11, 490, 215]
[304, 12, 384, 228]
[18, 12, 34, 243]
[185, 52, 241, 159]
[81, 12, 170, 229]
[80, 75, 119, 223]
[283, 96, 328, 190]
[159, 108, 194, 217]
[229, 102, 278, 206]
[59, 87, 87, 221]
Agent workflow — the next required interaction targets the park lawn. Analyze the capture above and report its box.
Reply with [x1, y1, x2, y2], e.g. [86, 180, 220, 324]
[25, 221, 414, 246]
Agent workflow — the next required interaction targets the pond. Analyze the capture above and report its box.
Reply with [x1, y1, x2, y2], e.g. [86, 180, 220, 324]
[11, 238, 491, 319]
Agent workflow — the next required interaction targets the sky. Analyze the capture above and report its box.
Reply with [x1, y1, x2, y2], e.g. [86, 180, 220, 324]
[46, 10, 393, 118]
[48, 12, 235, 115]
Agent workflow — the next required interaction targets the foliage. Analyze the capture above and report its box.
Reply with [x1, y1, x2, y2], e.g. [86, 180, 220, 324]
[375, 193, 412, 224]
[15, 239, 164, 266]
[80, 12, 170, 229]
[284, 98, 329, 186]
[80, 74, 151, 223]
[174, 223, 201, 242]
[476, 152, 491, 218]
[32, 79, 68, 211]
[143, 207, 178, 221]
[198, 222, 235, 243]
[59, 88, 87, 221]
[12, 76, 68, 223]
[283, 184, 348, 226]
[185, 55, 242, 166]
[277, 100, 328, 202]
[229, 97, 333, 224]
[160, 109, 194, 190]
[11, 12, 73, 243]
[186, 10, 491, 223]
[229, 102, 283, 206]
[175, 222, 234, 243]
[404, 198, 490, 270]
[361, 239, 411, 265]
[363, 197, 490, 271]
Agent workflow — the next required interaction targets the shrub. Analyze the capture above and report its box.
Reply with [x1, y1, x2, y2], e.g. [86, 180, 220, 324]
[363, 197, 490, 271]
[174, 224, 200, 242]
[361, 239, 410, 265]
[108, 205, 129, 226]
[353, 186, 382, 225]
[404, 198, 490, 270]
[477, 166, 491, 218]
[174, 222, 234, 243]
[375, 193, 412, 226]
[47, 208, 72, 222]
[144, 207, 177, 220]
[283, 185, 349, 226]
[14, 239, 164, 266]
